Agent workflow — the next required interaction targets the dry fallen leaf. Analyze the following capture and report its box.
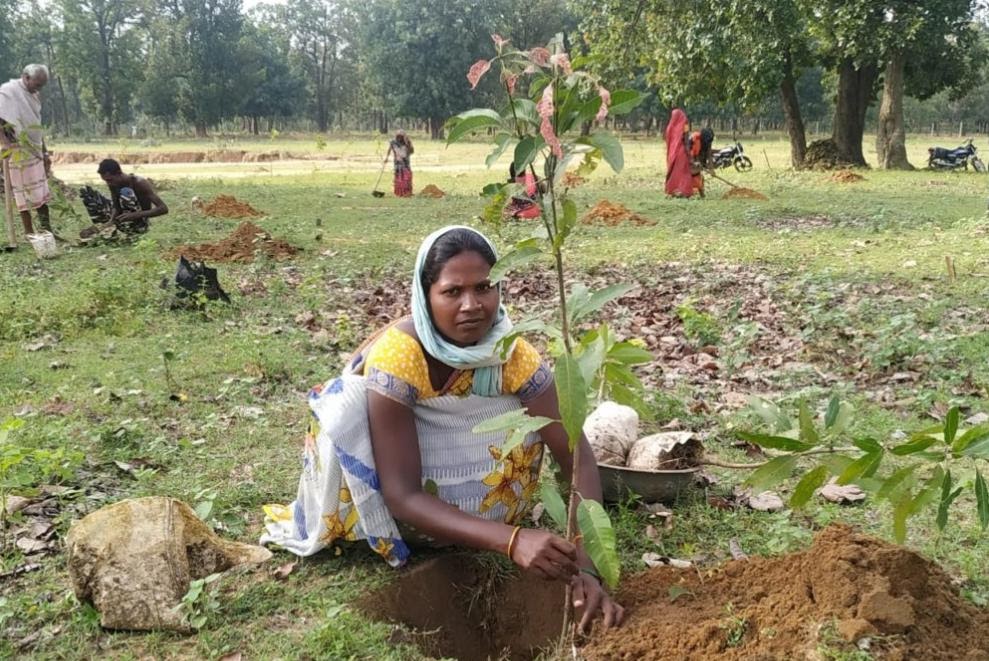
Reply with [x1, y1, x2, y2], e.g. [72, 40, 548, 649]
[819, 479, 867, 504]
[728, 538, 749, 560]
[272, 561, 297, 580]
[642, 552, 692, 569]
[218, 652, 243, 661]
[15, 537, 52, 554]
[747, 491, 785, 512]
[644, 524, 659, 540]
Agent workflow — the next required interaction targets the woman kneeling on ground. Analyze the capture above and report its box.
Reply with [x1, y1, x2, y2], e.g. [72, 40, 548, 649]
[263, 225, 624, 633]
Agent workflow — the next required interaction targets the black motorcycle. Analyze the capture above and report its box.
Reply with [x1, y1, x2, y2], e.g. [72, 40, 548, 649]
[710, 141, 753, 172]
[928, 139, 986, 172]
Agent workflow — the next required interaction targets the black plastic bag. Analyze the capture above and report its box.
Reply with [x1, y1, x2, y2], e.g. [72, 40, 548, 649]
[171, 255, 231, 303]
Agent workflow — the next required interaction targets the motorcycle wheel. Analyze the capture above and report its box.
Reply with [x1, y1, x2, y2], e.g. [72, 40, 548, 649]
[974, 157, 986, 173]
[733, 155, 753, 172]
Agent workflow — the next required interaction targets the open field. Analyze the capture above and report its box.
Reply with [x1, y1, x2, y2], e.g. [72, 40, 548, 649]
[2, 134, 989, 658]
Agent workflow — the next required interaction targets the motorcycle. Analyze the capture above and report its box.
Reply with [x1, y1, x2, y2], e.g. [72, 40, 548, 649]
[928, 139, 986, 172]
[710, 141, 753, 172]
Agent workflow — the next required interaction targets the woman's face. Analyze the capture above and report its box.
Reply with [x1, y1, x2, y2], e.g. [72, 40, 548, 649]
[428, 250, 499, 346]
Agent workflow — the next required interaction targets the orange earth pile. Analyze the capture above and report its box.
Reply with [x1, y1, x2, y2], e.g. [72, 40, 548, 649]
[197, 194, 264, 218]
[419, 184, 446, 198]
[171, 222, 298, 262]
[722, 187, 768, 200]
[583, 525, 989, 660]
[832, 169, 866, 183]
[582, 199, 654, 226]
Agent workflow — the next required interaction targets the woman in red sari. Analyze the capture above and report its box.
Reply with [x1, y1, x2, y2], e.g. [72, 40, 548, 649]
[664, 108, 694, 197]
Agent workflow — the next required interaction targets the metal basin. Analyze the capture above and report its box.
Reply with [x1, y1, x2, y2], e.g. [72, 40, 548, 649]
[598, 463, 699, 503]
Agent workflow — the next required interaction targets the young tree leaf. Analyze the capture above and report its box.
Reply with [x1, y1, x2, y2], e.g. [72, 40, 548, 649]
[584, 133, 623, 172]
[735, 431, 814, 453]
[510, 98, 539, 127]
[446, 109, 503, 144]
[472, 408, 553, 435]
[554, 355, 588, 451]
[790, 465, 829, 509]
[576, 499, 620, 589]
[556, 198, 577, 247]
[876, 465, 918, 500]
[936, 470, 964, 532]
[836, 451, 883, 485]
[745, 455, 798, 494]
[606, 89, 646, 115]
[953, 423, 989, 454]
[976, 470, 989, 531]
[485, 133, 516, 169]
[607, 343, 653, 365]
[576, 333, 606, 386]
[540, 481, 567, 530]
[892, 490, 913, 543]
[798, 400, 819, 445]
[944, 406, 960, 445]
[569, 283, 636, 325]
[852, 437, 883, 454]
[489, 238, 543, 283]
[890, 435, 938, 456]
[824, 395, 840, 429]
[513, 135, 545, 174]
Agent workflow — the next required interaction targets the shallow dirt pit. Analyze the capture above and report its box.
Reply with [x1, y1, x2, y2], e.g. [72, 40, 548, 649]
[757, 214, 835, 231]
[721, 186, 768, 200]
[171, 221, 299, 262]
[583, 525, 989, 660]
[359, 554, 564, 660]
[582, 199, 654, 226]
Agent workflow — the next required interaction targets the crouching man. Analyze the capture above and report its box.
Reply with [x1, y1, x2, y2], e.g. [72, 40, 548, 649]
[80, 158, 168, 240]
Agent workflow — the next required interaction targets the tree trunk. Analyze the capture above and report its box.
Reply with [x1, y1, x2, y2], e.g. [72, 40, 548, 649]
[195, 122, 208, 138]
[379, 111, 389, 135]
[832, 58, 878, 166]
[429, 116, 444, 140]
[876, 50, 913, 170]
[779, 52, 807, 169]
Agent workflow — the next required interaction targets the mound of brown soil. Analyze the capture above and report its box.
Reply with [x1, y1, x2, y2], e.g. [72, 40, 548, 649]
[722, 187, 768, 200]
[197, 194, 263, 218]
[582, 200, 654, 227]
[803, 139, 862, 170]
[832, 169, 866, 183]
[563, 172, 587, 188]
[419, 184, 446, 198]
[583, 525, 989, 660]
[171, 221, 299, 262]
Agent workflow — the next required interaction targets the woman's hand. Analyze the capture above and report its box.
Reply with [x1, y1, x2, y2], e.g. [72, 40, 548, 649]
[572, 571, 625, 635]
[510, 529, 578, 580]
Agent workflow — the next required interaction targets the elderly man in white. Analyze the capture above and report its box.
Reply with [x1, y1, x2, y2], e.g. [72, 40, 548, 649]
[0, 64, 54, 238]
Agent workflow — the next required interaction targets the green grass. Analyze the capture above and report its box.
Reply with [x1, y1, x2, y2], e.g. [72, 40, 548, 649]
[1, 133, 988, 658]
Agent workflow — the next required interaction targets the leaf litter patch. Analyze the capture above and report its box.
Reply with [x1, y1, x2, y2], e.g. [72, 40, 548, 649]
[582, 525, 989, 660]
[300, 262, 983, 416]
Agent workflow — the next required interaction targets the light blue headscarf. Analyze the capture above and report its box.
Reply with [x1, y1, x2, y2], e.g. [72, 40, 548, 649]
[411, 225, 515, 397]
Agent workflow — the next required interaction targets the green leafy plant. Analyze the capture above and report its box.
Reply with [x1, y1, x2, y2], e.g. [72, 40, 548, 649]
[676, 300, 722, 347]
[452, 33, 646, 638]
[175, 572, 223, 630]
[1, 417, 83, 537]
[720, 602, 748, 648]
[738, 396, 989, 542]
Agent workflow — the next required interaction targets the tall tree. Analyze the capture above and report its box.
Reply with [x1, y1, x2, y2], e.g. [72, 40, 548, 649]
[355, 0, 501, 139]
[875, 1, 983, 169]
[60, 0, 144, 135]
[239, 20, 306, 133]
[284, 0, 355, 132]
[576, 0, 814, 167]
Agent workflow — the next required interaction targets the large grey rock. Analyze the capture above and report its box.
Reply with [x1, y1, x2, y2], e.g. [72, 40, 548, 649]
[66, 496, 271, 631]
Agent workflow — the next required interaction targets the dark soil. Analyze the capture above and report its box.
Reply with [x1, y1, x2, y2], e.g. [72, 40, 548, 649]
[803, 139, 861, 170]
[171, 221, 299, 263]
[582, 200, 655, 226]
[196, 194, 264, 218]
[582, 525, 989, 660]
[359, 554, 564, 660]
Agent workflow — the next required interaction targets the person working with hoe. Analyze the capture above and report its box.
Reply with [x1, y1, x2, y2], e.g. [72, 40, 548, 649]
[79, 158, 169, 241]
[0, 64, 57, 245]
